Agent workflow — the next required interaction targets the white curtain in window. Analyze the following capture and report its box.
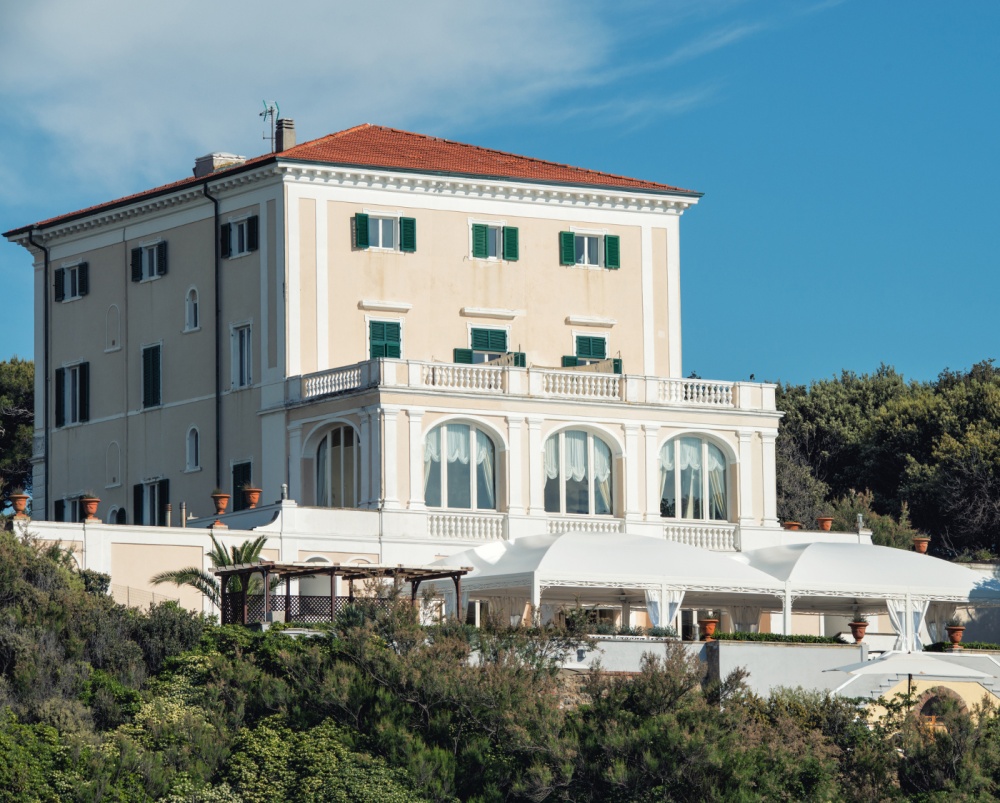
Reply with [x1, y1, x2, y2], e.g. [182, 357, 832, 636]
[544, 436, 560, 480]
[730, 605, 761, 633]
[446, 425, 470, 464]
[664, 590, 684, 630]
[477, 432, 495, 509]
[594, 438, 612, 514]
[317, 439, 329, 507]
[707, 445, 727, 519]
[925, 602, 957, 645]
[645, 589, 684, 629]
[886, 598, 908, 651]
[659, 442, 673, 500]
[424, 427, 441, 487]
[645, 588, 661, 626]
[678, 439, 702, 470]
[564, 430, 588, 482]
[911, 599, 930, 652]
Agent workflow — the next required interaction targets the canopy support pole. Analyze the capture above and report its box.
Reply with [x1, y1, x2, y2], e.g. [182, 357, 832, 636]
[782, 583, 793, 636]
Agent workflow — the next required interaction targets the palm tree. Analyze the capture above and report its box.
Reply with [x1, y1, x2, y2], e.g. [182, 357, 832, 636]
[151, 533, 270, 608]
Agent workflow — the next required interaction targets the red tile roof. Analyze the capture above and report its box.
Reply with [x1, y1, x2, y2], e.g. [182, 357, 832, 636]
[5, 124, 698, 236]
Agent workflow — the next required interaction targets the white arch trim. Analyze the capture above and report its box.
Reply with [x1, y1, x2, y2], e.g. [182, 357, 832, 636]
[658, 430, 739, 465]
[300, 418, 362, 459]
[423, 414, 509, 452]
[541, 422, 625, 457]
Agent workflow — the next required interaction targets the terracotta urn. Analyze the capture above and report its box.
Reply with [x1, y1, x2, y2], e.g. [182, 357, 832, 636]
[211, 492, 230, 517]
[946, 625, 965, 648]
[782, 521, 801, 531]
[848, 621, 868, 643]
[242, 487, 262, 509]
[913, 536, 930, 554]
[9, 493, 29, 517]
[80, 496, 100, 521]
[816, 516, 834, 532]
[699, 618, 720, 641]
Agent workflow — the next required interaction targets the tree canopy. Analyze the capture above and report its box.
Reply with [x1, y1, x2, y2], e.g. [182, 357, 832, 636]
[0, 357, 33, 508]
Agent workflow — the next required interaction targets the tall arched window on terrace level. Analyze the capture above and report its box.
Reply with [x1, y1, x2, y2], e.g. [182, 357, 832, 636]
[424, 423, 496, 509]
[544, 430, 613, 516]
[316, 425, 358, 508]
[659, 437, 727, 520]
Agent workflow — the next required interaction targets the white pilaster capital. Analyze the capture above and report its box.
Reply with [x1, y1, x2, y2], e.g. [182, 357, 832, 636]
[738, 431, 754, 445]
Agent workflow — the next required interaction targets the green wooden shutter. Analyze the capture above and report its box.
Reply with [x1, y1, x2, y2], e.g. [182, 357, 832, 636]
[576, 336, 606, 359]
[355, 213, 369, 249]
[133, 484, 144, 525]
[369, 321, 384, 358]
[54, 499, 65, 522]
[470, 328, 508, 353]
[143, 347, 160, 407]
[370, 321, 401, 359]
[612, 357, 623, 374]
[559, 231, 575, 265]
[55, 368, 65, 427]
[156, 241, 168, 275]
[247, 216, 259, 251]
[157, 479, 170, 526]
[489, 330, 507, 352]
[220, 224, 232, 258]
[232, 463, 252, 511]
[604, 235, 620, 269]
[131, 247, 143, 281]
[470, 328, 491, 351]
[78, 362, 90, 422]
[512, 351, 527, 368]
[503, 227, 519, 261]
[384, 321, 401, 358]
[399, 217, 416, 252]
[54, 269, 65, 302]
[472, 224, 488, 259]
[78, 263, 89, 296]
[561, 356, 580, 368]
[453, 348, 474, 364]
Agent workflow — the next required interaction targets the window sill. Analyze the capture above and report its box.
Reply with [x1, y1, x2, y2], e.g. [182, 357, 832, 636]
[59, 295, 84, 304]
[183, 466, 202, 474]
[226, 251, 253, 261]
[141, 403, 163, 411]
[182, 326, 201, 334]
[104, 345, 122, 354]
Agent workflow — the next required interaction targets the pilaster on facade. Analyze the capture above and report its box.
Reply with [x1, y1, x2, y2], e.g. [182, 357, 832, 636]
[506, 416, 525, 515]
[761, 432, 779, 528]
[623, 423, 641, 521]
[358, 410, 372, 508]
[738, 431, 756, 527]
[287, 424, 303, 503]
[406, 408, 426, 510]
[381, 406, 400, 510]
[526, 417, 545, 516]
[643, 424, 660, 520]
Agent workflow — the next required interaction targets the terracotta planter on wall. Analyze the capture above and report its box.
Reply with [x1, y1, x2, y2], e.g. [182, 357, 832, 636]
[816, 516, 834, 532]
[242, 487, 262, 509]
[211, 493, 230, 517]
[946, 625, 965, 648]
[9, 494, 29, 516]
[848, 621, 868, 643]
[913, 536, 930, 554]
[81, 497, 100, 521]
[782, 521, 801, 531]
[699, 618, 720, 641]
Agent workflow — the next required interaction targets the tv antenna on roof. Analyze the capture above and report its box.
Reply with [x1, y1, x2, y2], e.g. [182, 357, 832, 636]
[260, 101, 280, 152]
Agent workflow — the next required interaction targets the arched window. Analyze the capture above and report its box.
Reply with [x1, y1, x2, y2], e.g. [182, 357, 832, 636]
[424, 423, 496, 510]
[543, 429, 613, 515]
[316, 425, 358, 508]
[185, 288, 200, 331]
[659, 437, 727, 520]
[186, 427, 200, 471]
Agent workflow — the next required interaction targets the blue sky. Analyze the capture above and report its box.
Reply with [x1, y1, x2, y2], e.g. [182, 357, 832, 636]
[1, 0, 997, 386]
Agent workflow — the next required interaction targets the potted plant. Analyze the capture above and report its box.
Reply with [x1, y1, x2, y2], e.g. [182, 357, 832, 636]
[210, 488, 230, 517]
[79, 492, 101, 521]
[815, 514, 834, 532]
[913, 535, 931, 554]
[698, 612, 720, 641]
[8, 487, 29, 517]
[945, 617, 965, 649]
[782, 521, 802, 531]
[240, 482, 263, 510]
[848, 614, 869, 644]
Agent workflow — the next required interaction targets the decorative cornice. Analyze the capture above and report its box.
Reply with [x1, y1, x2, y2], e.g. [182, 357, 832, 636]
[358, 300, 413, 313]
[565, 315, 617, 328]
[460, 307, 524, 320]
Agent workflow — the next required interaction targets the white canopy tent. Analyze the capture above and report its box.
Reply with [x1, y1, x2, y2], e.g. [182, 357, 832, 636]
[738, 543, 1000, 649]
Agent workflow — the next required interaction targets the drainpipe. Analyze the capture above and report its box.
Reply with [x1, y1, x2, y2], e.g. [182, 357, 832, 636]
[201, 184, 223, 489]
[26, 230, 50, 518]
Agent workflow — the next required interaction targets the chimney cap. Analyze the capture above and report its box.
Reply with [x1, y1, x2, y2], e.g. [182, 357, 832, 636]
[193, 152, 247, 178]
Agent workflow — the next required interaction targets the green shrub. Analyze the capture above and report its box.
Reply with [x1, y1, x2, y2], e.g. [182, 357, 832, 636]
[713, 632, 847, 644]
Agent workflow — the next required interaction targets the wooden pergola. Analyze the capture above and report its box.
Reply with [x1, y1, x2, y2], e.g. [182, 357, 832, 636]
[213, 560, 471, 626]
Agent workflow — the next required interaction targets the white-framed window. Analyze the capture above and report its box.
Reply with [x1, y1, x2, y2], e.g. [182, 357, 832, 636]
[316, 425, 358, 508]
[221, 216, 259, 259]
[544, 429, 614, 516]
[142, 344, 162, 408]
[369, 216, 396, 249]
[576, 234, 600, 266]
[232, 324, 252, 388]
[135, 479, 168, 526]
[424, 422, 496, 510]
[659, 437, 728, 521]
[55, 362, 89, 426]
[186, 427, 201, 472]
[54, 497, 81, 522]
[354, 212, 416, 252]
[470, 222, 519, 262]
[184, 288, 200, 331]
[54, 262, 88, 302]
[131, 241, 167, 282]
[558, 231, 620, 270]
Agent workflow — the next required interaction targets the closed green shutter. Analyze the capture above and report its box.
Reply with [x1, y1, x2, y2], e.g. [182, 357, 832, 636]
[385, 321, 401, 357]
[78, 362, 90, 422]
[354, 213, 369, 249]
[559, 231, 575, 265]
[370, 321, 401, 359]
[453, 348, 474, 364]
[512, 351, 527, 368]
[503, 227, 519, 261]
[131, 247, 143, 281]
[55, 368, 65, 427]
[399, 217, 416, 252]
[143, 346, 160, 408]
[247, 216, 259, 252]
[612, 358, 623, 374]
[472, 224, 488, 259]
[220, 224, 232, 258]
[471, 328, 507, 352]
[576, 336, 607, 359]
[561, 356, 580, 368]
[156, 241, 168, 276]
[78, 263, 89, 296]
[54, 269, 65, 302]
[604, 235, 620, 270]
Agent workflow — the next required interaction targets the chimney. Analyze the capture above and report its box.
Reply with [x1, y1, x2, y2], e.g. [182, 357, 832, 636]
[193, 152, 247, 178]
[276, 118, 296, 152]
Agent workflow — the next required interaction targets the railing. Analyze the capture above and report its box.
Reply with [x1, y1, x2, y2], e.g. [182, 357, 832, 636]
[427, 511, 505, 540]
[547, 516, 624, 535]
[541, 369, 622, 400]
[658, 378, 734, 407]
[420, 364, 505, 393]
[224, 594, 396, 625]
[302, 363, 367, 399]
[110, 584, 180, 609]
[663, 522, 739, 551]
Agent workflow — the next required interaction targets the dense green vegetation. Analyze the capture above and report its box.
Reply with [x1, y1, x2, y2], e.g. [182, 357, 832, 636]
[776, 361, 1000, 558]
[4, 529, 1000, 800]
[0, 357, 33, 509]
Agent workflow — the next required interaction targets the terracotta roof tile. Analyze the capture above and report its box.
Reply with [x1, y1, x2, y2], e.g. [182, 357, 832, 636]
[5, 124, 697, 236]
